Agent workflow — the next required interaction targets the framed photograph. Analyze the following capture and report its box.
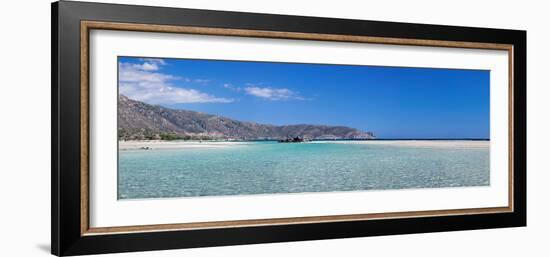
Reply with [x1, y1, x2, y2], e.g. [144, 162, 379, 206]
[52, 1, 526, 256]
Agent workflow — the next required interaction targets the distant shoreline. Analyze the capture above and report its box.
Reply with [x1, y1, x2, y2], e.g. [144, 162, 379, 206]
[367, 138, 489, 141]
[119, 140, 253, 150]
[119, 139, 489, 150]
[119, 138, 490, 143]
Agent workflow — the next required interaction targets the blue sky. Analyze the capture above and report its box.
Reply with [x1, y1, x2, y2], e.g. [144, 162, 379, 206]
[118, 56, 490, 139]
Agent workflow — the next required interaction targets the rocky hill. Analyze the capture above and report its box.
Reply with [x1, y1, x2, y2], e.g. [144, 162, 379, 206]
[118, 95, 375, 141]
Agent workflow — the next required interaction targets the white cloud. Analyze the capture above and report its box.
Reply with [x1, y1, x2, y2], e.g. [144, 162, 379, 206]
[223, 83, 241, 92]
[184, 78, 211, 84]
[128, 58, 167, 71]
[118, 60, 233, 104]
[244, 86, 304, 101]
[135, 62, 159, 71]
[139, 58, 166, 65]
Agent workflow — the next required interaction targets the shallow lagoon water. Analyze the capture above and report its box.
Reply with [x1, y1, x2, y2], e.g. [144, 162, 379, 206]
[118, 141, 490, 199]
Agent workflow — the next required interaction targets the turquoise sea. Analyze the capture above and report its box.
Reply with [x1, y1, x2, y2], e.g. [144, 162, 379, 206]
[118, 141, 490, 199]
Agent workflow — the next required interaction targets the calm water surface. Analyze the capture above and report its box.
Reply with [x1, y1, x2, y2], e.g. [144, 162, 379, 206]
[118, 141, 490, 199]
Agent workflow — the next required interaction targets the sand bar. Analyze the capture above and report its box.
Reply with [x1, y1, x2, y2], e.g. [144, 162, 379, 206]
[312, 140, 489, 148]
[119, 140, 252, 150]
[120, 140, 489, 150]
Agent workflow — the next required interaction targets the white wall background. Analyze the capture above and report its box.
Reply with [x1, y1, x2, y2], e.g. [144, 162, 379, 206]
[0, 0, 547, 256]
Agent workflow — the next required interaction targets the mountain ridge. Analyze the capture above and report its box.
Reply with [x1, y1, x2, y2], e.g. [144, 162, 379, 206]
[118, 95, 375, 141]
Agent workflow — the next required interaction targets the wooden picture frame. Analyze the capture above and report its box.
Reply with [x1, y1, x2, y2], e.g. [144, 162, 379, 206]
[52, 1, 526, 256]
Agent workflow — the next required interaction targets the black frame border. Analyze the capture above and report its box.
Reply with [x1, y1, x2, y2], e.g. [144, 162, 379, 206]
[52, 1, 526, 256]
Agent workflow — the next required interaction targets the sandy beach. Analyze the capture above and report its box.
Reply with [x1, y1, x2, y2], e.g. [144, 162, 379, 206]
[119, 140, 253, 150]
[313, 140, 490, 148]
[119, 140, 489, 150]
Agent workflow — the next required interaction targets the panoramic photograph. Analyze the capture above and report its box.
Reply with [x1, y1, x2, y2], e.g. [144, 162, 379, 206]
[117, 56, 490, 200]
